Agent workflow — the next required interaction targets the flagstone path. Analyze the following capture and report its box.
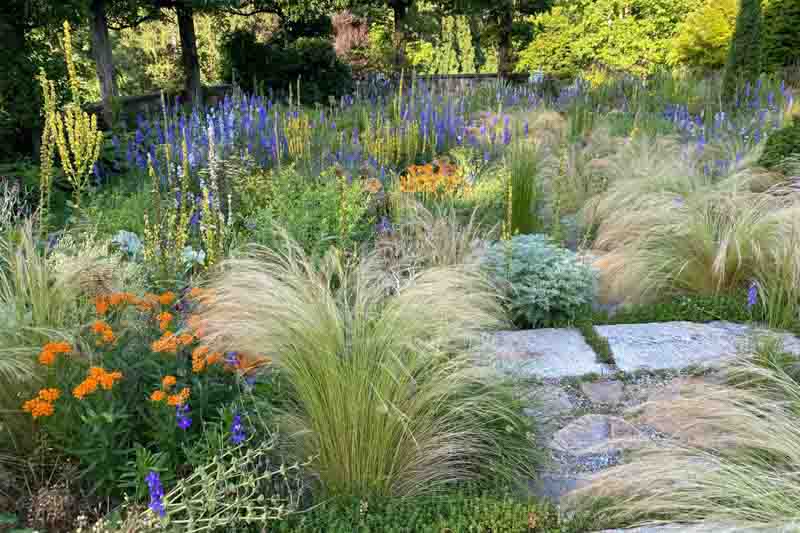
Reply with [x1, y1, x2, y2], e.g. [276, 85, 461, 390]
[487, 321, 800, 532]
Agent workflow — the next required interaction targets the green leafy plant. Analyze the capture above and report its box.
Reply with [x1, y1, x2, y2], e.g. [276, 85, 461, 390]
[758, 118, 800, 170]
[484, 234, 597, 328]
[199, 235, 536, 498]
[18, 287, 245, 497]
[247, 165, 373, 258]
[763, 0, 800, 70]
[669, 0, 737, 71]
[84, 188, 150, 239]
[277, 485, 599, 532]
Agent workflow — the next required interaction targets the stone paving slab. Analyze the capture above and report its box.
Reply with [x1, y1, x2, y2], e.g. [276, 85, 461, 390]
[490, 329, 613, 379]
[594, 321, 800, 373]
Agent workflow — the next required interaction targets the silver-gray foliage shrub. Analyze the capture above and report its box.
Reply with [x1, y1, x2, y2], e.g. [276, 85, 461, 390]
[484, 234, 597, 327]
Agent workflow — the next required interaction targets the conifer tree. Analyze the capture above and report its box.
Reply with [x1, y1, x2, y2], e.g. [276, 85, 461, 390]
[722, 0, 763, 101]
[763, 0, 800, 71]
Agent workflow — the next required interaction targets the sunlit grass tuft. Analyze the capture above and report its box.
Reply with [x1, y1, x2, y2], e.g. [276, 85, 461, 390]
[199, 234, 536, 498]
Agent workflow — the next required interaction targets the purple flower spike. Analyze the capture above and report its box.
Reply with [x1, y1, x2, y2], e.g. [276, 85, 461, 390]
[230, 413, 247, 445]
[176, 404, 192, 430]
[145, 471, 165, 517]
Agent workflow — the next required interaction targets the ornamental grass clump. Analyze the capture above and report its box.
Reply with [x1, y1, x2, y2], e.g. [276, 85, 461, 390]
[199, 235, 536, 498]
[570, 341, 800, 531]
[591, 185, 800, 319]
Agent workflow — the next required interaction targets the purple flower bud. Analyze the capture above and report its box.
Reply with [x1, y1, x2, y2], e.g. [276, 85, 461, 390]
[747, 280, 758, 309]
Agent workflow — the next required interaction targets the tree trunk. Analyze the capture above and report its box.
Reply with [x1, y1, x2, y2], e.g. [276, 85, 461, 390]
[90, 0, 117, 127]
[496, 1, 514, 79]
[389, 0, 410, 74]
[176, 3, 202, 103]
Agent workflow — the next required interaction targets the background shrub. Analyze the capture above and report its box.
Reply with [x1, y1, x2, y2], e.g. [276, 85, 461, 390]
[758, 118, 800, 170]
[223, 30, 353, 104]
[484, 234, 597, 328]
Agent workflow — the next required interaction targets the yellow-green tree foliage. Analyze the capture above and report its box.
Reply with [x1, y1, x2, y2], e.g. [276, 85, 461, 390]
[518, 0, 702, 77]
[669, 0, 737, 70]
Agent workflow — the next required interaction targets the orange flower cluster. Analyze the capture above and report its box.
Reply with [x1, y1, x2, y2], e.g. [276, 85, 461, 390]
[151, 330, 194, 354]
[91, 320, 115, 345]
[192, 346, 208, 372]
[150, 390, 166, 402]
[38, 388, 61, 402]
[73, 367, 122, 399]
[162, 375, 177, 389]
[399, 160, 469, 196]
[191, 345, 223, 373]
[150, 373, 190, 406]
[168, 387, 191, 406]
[21, 388, 62, 419]
[95, 292, 139, 315]
[157, 312, 174, 332]
[38, 342, 72, 366]
[22, 398, 54, 418]
[159, 292, 176, 306]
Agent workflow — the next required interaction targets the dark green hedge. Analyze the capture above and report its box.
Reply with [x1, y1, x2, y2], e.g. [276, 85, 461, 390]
[222, 30, 353, 104]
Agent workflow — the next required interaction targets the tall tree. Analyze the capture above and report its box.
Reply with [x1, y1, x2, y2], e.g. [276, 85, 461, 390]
[722, 0, 763, 101]
[89, 0, 118, 125]
[175, 2, 202, 102]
